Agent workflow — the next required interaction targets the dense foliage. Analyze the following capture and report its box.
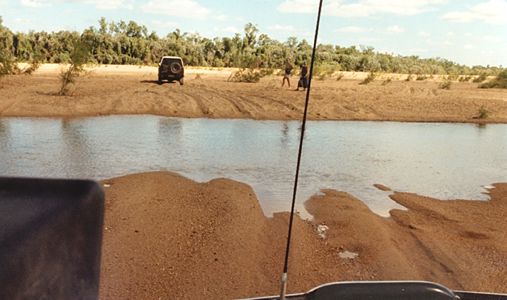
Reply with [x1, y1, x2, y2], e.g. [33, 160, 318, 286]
[480, 70, 507, 88]
[1, 17, 505, 75]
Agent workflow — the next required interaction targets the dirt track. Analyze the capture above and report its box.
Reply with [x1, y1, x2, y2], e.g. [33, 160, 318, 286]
[1, 65, 506, 123]
[99, 172, 507, 299]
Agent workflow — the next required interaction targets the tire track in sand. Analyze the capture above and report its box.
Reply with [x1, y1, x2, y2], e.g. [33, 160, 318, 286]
[195, 84, 251, 117]
[223, 96, 254, 118]
[181, 90, 209, 115]
[259, 94, 303, 115]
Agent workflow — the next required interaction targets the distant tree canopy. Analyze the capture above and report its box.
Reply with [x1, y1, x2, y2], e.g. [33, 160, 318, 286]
[0, 17, 504, 75]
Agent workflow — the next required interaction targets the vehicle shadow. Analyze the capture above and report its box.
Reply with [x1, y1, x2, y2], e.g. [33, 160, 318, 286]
[140, 80, 178, 85]
[140, 80, 162, 85]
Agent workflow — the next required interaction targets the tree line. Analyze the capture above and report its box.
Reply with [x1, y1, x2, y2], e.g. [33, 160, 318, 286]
[0, 17, 504, 76]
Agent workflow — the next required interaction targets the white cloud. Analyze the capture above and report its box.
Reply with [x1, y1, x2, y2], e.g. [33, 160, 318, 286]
[213, 26, 240, 34]
[464, 44, 473, 49]
[23, 0, 132, 10]
[142, 0, 210, 19]
[483, 35, 502, 42]
[278, 0, 446, 17]
[386, 25, 405, 33]
[418, 31, 430, 37]
[278, 0, 317, 14]
[83, 0, 133, 10]
[336, 26, 369, 33]
[152, 20, 178, 29]
[20, 0, 51, 7]
[408, 48, 428, 53]
[268, 24, 296, 32]
[214, 14, 229, 21]
[90, 0, 127, 10]
[442, 0, 507, 24]
[12, 17, 31, 24]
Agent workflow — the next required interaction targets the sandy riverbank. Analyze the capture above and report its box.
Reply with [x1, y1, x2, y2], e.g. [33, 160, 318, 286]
[1, 65, 506, 123]
[99, 172, 507, 299]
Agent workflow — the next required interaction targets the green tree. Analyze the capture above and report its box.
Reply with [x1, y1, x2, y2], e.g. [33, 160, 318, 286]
[0, 17, 504, 76]
[59, 37, 90, 95]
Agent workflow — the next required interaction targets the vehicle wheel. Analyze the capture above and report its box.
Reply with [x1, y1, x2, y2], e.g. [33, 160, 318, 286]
[170, 62, 183, 74]
[158, 77, 163, 84]
[179, 78, 184, 85]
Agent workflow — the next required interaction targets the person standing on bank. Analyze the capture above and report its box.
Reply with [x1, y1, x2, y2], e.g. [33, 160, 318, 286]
[296, 62, 308, 91]
[282, 60, 293, 88]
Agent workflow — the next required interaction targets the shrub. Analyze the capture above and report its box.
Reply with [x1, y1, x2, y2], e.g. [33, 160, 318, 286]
[416, 74, 427, 81]
[439, 80, 452, 90]
[458, 75, 472, 82]
[314, 63, 338, 81]
[479, 70, 507, 89]
[261, 68, 275, 76]
[20, 55, 42, 75]
[360, 72, 376, 85]
[382, 78, 392, 85]
[21, 62, 40, 75]
[336, 73, 344, 81]
[476, 106, 489, 119]
[59, 39, 90, 95]
[0, 49, 18, 77]
[473, 73, 487, 83]
[447, 73, 458, 81]
[229, 68, 266, 83]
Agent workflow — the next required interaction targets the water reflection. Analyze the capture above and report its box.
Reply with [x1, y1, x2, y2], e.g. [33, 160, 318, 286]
[1, 116, 506, 217]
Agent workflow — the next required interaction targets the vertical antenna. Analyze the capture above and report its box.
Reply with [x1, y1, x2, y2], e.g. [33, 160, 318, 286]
[279, 0, 324, 299]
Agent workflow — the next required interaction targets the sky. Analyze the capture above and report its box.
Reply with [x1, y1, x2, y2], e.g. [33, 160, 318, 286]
[1, 0, 506, 67]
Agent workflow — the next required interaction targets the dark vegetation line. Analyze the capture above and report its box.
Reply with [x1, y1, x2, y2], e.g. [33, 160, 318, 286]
[0, 17, 505, 76]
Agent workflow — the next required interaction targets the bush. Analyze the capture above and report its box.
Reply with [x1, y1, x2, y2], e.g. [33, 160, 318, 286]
[317, 74, 326, 80]
[228, 68, 267, 83]
[261, 68, 275, 76]
[59, 39, 90, 95]
[360, 71, 376, 85]
[382, 78, 392, 85]
[21, 62, 40, 75]
[447, 73, 459, 81]
[314, 63, 338, 81]
[405, 73, 413, 81]
[476, 106, 489, 119]
[458, 75, 472, 82]
[439, 80, 452, 90]
[439, 81, 451, 89]
[473, 73, 487, 83]
[20, 56, 42, 75]
[336, 73, 344, 81]
[0, 49, 18, 77]
[479, 70, 507, 89]
[416, 74, 427, 81]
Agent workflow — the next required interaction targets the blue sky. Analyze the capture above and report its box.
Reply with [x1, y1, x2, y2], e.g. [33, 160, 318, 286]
[1, 0, 506, 66]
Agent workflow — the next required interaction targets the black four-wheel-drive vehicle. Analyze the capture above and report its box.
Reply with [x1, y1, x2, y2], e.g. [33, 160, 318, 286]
[158, 56, 184, 85]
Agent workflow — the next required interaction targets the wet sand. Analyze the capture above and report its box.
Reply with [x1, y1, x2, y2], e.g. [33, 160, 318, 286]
[99, 172, 507, 299]
[1, 65, 507, 123]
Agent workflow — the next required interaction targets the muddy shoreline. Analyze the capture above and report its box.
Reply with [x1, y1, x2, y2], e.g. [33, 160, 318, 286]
[99, 172, 507, 299]
[1, 65, 506, 123]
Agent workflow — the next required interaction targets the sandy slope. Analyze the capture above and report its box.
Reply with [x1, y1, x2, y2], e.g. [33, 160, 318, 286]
[1, 65, 506, 123]
[99, 172, 507, 299]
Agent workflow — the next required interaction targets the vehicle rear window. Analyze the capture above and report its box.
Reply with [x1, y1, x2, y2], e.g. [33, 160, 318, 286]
[162, 58, 180, 65]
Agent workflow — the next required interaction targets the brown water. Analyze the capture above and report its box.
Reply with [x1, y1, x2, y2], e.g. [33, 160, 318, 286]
[1, 116, 506, 216]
